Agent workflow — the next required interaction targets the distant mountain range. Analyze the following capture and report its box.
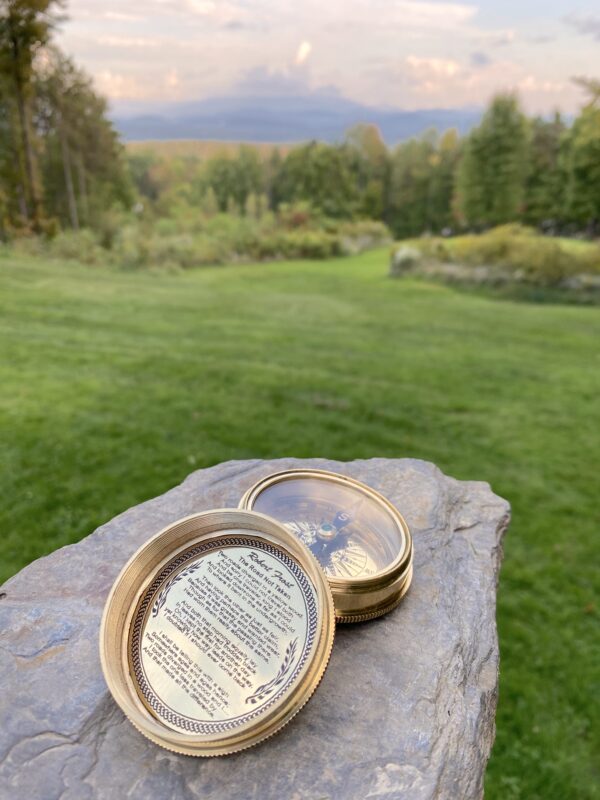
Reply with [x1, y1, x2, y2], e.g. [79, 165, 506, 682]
[113, 92, 481, 145]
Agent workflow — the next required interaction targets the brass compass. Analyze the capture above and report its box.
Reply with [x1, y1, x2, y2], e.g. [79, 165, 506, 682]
[240, 469, 413, 623]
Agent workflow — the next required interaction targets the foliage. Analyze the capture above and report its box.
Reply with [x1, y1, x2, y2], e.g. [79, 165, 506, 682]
[197, 146, 264, 213]
[0, 5, 130, 236]
[127, 90, 600, 242]
[456, 94, 530, 227]
[271, 141, 360, 218]
[126, 139, 293, 160]
[1, 251, 599, 799]
[12, 207, 391, 268]
[388, 128, 461, 238]
[523, 115, 566, 228]
[344, 123, 389, 218]
[562, 100, 600, 229]
[0, 0, 64, 231]
[35, 48, 132, 230]
[402, 225, 600, 286]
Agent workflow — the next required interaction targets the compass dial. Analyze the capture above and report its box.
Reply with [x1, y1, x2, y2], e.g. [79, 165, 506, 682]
[283, 517, 376, 578]
[245, 475, 407, 581]
[240, 470, 413, 622]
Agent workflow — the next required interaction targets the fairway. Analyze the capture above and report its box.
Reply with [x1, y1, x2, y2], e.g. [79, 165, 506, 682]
[1, 249, 598, 798]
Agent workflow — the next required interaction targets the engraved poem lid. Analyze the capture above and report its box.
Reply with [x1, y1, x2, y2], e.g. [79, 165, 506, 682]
[99, 509, 335, 756]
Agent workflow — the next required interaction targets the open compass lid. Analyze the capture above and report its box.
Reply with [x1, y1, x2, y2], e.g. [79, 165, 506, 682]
[99, 509, 335, 756]
[240, 469, 413, 623]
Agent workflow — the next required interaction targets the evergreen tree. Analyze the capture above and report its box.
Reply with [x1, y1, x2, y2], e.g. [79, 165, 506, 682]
[523, 114, 566, 229]
[562, 81, 600, 231]
[455, 94, 530, 227]
[388, 131, 437, 237]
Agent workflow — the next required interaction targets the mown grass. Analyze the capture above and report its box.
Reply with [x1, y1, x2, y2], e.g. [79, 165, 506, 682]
[0, 249, 598, 798]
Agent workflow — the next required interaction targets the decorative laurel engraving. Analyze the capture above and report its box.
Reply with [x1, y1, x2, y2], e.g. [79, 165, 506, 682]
[151, 560, 203, 618]
[245, 638, 299, 705]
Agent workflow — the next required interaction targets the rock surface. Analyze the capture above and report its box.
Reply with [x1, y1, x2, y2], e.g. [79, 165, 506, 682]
[0, 458, 510, 800]
[389, 245, 423, 277]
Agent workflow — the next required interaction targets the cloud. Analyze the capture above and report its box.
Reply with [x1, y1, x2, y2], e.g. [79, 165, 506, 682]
[97, 36, 160, 48]
[155, 0, 253, 26]
[528, 33, 554, 44]
[95, 70, 146, 99]
[392, 1, 476, 27]
[296, 41, 312, 66]
[405, 55, 461, 91]
[475, 28, 516, 47]
[366, 51, 571, 113]
[103, 11, 142, 22]
[517, 75, 566, 94]
[564, 13, 600, 42]
[165, 68, 180, 89]
[59, 0, 587, 115]
[470, 51, 491, 68]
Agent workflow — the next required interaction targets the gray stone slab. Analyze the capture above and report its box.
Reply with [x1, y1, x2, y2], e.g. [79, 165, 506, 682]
[0, 458, 510, 800]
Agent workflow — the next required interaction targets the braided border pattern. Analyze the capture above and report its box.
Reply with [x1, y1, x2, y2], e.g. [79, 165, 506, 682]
[130, 537, 318, 735]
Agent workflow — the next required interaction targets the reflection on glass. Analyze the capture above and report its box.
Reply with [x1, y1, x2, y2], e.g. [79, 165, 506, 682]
[252, 477, 402, 579]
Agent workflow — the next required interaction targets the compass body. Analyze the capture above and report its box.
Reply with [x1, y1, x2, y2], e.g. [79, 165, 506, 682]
[240, 469, 413, 622]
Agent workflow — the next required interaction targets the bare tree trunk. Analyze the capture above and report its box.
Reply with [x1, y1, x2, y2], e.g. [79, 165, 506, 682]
[16, 182, 28, 219]
[60, 121, 79, 230]
[9, 31, 42, 231]
[8, 111, 29, 220]
[76, 152, 88, 226]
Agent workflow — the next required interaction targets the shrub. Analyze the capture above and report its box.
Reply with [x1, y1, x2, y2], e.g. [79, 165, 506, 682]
[337, 220, 391, 254]
[154, 217, 182, 237]
[47, 230, 105, 265]
[12, 235, 46, 259]
[112, 225, 148, 269]
[402, 226, 600, 286]
[277, 202, 318, 230]
[6, 206, 392, 270]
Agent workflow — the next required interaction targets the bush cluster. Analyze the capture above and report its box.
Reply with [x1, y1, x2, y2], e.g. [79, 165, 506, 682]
[11, 207, 391, 270]
[401, 225, 600, 286]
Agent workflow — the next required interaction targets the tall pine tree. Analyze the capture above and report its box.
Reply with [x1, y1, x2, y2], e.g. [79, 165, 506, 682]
[455, 94, 529, 228]
[562, 79, 600, 231]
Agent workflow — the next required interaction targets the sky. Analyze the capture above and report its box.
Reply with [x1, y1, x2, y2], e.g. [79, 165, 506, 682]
[57, 0, 600, 114]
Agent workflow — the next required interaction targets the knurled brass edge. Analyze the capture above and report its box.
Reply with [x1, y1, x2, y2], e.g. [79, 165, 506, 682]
[335, 570, 413, 624]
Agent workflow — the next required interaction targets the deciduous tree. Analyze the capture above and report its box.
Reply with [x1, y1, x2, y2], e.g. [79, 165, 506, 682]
[0, 0, 63, 230]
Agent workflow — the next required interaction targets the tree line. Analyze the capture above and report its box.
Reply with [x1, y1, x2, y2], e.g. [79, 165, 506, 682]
[1, 0, 600, 243]
[0, 0, 130, 237]
[131, 86, 600, 238]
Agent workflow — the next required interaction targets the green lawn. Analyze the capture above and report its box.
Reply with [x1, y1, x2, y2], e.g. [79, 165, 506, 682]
[1, 249, 598, 798]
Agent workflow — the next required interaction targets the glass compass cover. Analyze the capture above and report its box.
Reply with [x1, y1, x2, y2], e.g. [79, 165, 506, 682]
[244, 474, 405, 581]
